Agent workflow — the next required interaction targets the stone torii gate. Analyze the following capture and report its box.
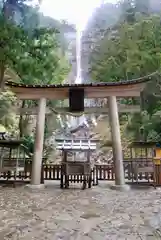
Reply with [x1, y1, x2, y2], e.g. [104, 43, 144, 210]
[6, 76, 151, 190]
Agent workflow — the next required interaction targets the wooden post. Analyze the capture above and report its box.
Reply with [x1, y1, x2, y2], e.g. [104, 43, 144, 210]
[154, 164, 161, 186]
[153, 147, 161, 186]
[31, 98, 46, 186]
[108, 96, 129, 191]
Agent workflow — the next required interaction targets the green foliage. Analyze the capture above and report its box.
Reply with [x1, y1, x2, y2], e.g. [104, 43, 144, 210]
[0, 14, 70, 85]
[0, 0, 72, 86]
[22, 133, 53, 159]
[9, 26, 70, 85]
[0, 1, 71, 139]
[90, 0, 161, 142]
[0, 13, 26, 86]
[126, 111, 161, 142]
[90, 15, 161, 82]
[0, 89, 18, 132]
[22, 135, 34, 157]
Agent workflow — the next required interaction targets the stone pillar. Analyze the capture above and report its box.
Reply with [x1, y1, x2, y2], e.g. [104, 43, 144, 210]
[108, 96, 129, 191]
[31, 98, 46, 187]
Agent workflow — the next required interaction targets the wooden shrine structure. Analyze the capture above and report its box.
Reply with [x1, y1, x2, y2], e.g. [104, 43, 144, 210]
[56, 138, 97, 189]
[127, 141, 161, 187]
[0, 132, 25, 175]
[5, 74, 153, 190]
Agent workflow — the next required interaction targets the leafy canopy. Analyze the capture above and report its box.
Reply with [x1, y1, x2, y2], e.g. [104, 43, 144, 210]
[90, 15, 161, 82]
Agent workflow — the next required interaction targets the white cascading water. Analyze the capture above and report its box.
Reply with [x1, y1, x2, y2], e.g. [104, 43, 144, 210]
[70, 28, 86, 127]
[75, 28, 82, 84]
[58, 25, 97, 130]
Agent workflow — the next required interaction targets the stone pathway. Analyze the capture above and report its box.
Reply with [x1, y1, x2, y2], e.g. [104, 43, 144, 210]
[0, 182, 161, 239]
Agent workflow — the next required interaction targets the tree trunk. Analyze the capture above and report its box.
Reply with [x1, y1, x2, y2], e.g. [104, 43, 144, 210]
[140, 91, 145, 111]
[19, 100, 25, 138]
[0, 62, 5, 91]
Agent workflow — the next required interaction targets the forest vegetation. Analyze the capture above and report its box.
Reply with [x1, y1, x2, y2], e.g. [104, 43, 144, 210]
[0, 0, 74, 157]
[88, 0, 161, 143]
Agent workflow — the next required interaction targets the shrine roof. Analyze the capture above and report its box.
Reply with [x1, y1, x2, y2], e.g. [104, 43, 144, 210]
[55, 138, 97, 151]
[55, 138, 99, 142]
[6, 72, 155, 99]
[6, 75, 152, 89]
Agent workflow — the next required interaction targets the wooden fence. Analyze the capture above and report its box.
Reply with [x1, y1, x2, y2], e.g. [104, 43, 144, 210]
[0, 143, 156, 184]
[0, 159, 155, 184]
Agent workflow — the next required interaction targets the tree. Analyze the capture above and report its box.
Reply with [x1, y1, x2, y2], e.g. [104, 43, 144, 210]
[0, 7, 71, 138]
[119, 0, 136, 23]
[120, 0, 150, 22]
[0, 0, 73, 162]
[0, 0, 72, 88]
[90, 15, 161, 82]
[0, 13, 26, 88]
[0, 89, 18, 133]
[10, 27, 69, 85]
[89, 0, 161, 142]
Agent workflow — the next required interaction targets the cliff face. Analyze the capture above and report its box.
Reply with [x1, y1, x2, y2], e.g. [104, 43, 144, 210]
[64, 31, 77, 84]
[63, 4, 120, 84]
[81, 0, 161, 82]
[81, 3, 120, 82]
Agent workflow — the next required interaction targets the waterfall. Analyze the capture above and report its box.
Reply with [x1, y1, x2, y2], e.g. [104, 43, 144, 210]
[75, 28, 82, 84]
[58, 26, 97, 133]
[70, 28, 85, 127]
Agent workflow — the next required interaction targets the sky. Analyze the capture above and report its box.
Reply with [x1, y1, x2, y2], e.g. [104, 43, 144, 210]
[39, 0, 117, 30]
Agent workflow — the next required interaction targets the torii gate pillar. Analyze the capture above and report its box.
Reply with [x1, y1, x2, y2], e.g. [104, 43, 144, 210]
[108, 96, 130, 191]
[30, 98, 46, 187]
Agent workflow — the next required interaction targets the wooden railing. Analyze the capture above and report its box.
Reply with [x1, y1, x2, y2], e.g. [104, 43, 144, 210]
[0, 159, 156, 184]
[43, 164, 61, 180]
[123, 159, 154, 182]
[94, 164, 115, 181]
[2, 158, 25, 168]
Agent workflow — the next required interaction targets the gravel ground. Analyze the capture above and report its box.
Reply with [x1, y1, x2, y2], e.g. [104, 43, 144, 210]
[0, 181, 161, 240]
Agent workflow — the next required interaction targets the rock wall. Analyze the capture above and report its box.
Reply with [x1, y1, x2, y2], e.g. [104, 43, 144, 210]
[81, 2, 120, 82]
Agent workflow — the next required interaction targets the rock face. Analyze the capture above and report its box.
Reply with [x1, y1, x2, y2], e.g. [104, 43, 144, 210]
[63, 31, 77, 84]
[81, 2, 120, 81]
[60, 3, 121, 84]
[81, 0, 161, 82]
